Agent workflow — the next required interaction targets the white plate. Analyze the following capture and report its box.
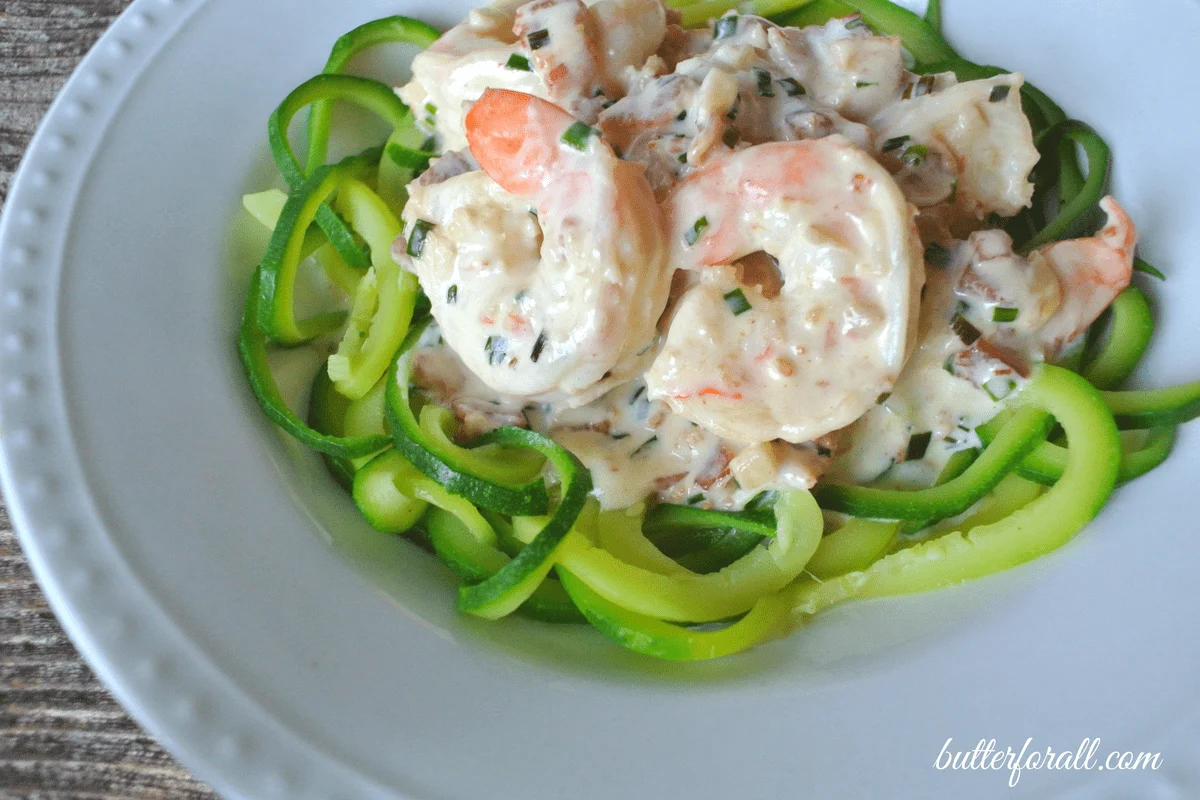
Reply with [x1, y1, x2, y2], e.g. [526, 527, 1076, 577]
[2, 0, 1199, 797]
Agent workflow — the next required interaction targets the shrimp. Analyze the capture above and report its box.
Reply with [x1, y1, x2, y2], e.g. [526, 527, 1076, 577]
[646, 135, 924, 444]
[515, 0, 667, 116]
[400, 89, 671, 404]
[398, 0, 548, 153]
[399, 0, 668, 152]
[597, 15, 883, 191]
[871, 73, 1040, 231]
[1033, 196, 1136, 355]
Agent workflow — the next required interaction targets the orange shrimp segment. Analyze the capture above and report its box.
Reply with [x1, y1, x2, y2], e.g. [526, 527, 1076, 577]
[405, 89, 672, 404]
[466, 88, 575, 197]
[647, 136, 924, 444]
[1035, 196, 1136, 355]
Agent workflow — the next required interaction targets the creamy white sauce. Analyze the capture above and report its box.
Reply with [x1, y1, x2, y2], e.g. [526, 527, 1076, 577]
[391, 2, 1127, 510]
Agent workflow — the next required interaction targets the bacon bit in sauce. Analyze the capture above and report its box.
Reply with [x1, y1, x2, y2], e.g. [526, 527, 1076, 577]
[976, 337, 1031, 378]
[695, 446, 735, 489]
[654, 472, 690, 491]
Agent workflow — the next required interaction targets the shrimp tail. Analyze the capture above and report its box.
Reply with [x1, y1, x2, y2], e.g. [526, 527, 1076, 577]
[466, 88, 573, 196]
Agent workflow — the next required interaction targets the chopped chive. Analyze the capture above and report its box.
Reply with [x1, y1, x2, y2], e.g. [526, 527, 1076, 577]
[855, 80, 877, 88]
[903, 74, 935, 100]
[901, 143, 928, 167]
[713, 14, 738, 39]
[951, 312, 981, 345]
[882, 134, 910, 152]
[632, 435, 658, 457]
[424, 102, 437, 118]
[845, 14, 866, 29]
[484, 335, 509, 366]
[876, 392, 891, 404]
[629, 385, 646, 404]
[685, 215, 709, 246]
[561, 121, 597, 151]
[943, 354, 957, 374]
[924, 241, 950, 268]
[723, 288, 752, 316]
[948, 178, 959, 203]
[722, 127, 740, 148]
[446, 284, 458, 304]
[505, 53, 532, 71]
[993, 306, 1019, 323]
[527, 29, 550, 50]
[530, 331, 547, 362]
[777, 77, 806, 97]
[406, 220, 435, 258]
[676, 109, 688, 121]
[989, 84, 1011, 102]
[753, 68, 775, 97]
[678, 152, 688, 164]
[906, 431, 932, 461]
[687, 492, 705, 505]
[983, 377, 1016, 401]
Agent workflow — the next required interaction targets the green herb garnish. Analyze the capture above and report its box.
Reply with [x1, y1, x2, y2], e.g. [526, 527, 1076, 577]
[714, 14, 738, 39]
[685, 215, 709, 246]
[906, 431, 933, 461]
[723, 288, 752, 316]
[406, 220, 435, 258]
[753, 68, 775, 97]
[561, 121, 597, 151]
[506, 53, 532, 71]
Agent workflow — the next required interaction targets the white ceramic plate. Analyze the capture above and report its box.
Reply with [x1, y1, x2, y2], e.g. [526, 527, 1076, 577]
[3, 0, 1199, 797]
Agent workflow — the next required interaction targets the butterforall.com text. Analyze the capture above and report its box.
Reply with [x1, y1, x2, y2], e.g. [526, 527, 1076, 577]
[934, 737, 1162, 787]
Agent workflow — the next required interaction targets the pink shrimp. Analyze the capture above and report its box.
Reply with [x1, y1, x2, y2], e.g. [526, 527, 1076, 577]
[399, 89, 671, 403]
[1034, 196, 1136, 355]
[645, 136, 924, 444]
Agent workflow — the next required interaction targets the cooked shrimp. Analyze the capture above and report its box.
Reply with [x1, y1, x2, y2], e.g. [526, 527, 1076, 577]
[646, 136, 924, 444]
[1033, 196, 1136, 355]
[400, 0, 668, 152]
[829, 198, 1135, 482]
[872, 73, 1039, 230]
[515, 0, 667, 117]
[597, 14, 882, 191]
[398, 0, 548, 152]
[400, 89, 671, 403]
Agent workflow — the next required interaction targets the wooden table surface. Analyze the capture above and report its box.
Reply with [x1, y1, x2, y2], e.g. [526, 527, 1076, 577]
[1, 2, 216, 796]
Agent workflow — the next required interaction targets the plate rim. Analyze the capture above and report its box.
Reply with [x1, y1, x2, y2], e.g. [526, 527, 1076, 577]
[2, 1, 1198, 799]
[0, 0, 410, 796]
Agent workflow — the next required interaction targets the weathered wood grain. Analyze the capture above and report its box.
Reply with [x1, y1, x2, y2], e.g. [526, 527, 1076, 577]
[1, 2, 218, 796]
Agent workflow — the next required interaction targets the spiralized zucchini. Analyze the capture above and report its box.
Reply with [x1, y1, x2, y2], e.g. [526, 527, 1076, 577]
[236, 2, 1200, 663]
